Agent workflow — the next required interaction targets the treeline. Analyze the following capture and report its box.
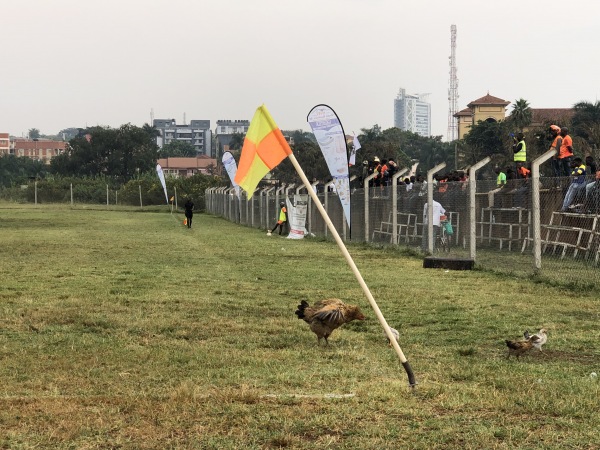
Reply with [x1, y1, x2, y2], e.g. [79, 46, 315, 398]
[0, 172, 221, 210]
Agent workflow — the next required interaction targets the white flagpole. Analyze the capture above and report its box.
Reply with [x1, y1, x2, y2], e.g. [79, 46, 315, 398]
[287, 152, 416, 388]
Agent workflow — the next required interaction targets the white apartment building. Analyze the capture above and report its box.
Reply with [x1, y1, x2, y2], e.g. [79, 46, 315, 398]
[394, 88, 431, 137]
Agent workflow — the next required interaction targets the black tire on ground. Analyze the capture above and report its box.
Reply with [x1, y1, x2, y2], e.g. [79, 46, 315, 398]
[423, 256, 474, 270]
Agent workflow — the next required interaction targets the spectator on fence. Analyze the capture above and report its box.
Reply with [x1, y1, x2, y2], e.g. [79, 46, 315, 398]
[387, 158, 398, 183]
[584, 169, 600, 213]
[512, 132, 527, 173]
[373, 157, 382, 187]
[495, 167, 507, 188]
[558, 127, 574, 177]
[549, 125, 563, 179]
[184, 198, 194, 228]
[516, 162, 530, 180]
[560, 157, 586, 212]
[585, 155, 597, 178]
[422, 196, 446, 252]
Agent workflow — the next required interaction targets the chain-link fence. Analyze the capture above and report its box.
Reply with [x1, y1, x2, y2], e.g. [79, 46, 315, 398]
[0, 180, 206, 211]
[207, 157, 600, 290]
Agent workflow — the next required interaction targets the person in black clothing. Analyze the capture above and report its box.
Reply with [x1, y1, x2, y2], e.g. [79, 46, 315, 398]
[184, 198, 194, 228]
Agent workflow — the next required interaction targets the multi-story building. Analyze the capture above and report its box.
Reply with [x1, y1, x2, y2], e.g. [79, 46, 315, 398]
[394, 88, 431, 137]
[214, 119, 250, 159]
[153, 119, 212, 157]
[0, 133, 10, 156]
[454, 93, 510, 139]
[10, 139, 67, 164]
[454, 94, 574, 140]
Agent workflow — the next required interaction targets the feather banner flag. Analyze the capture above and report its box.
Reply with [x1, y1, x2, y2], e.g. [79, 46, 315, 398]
[222, 151, 240, 198]
[234, 105, 292, 198]
[156, 164, 169, 204]
[307, 104, 351, 228]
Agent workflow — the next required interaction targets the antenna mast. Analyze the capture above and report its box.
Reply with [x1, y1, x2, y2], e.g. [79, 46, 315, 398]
[447, 24, 458, 141]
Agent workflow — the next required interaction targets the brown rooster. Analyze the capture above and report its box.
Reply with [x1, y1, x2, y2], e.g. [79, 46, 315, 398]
[295, 298, 366, 345]
[505, 338, 534, 359]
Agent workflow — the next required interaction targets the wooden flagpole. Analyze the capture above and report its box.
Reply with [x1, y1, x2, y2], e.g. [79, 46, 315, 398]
[287, 152, 417, 388]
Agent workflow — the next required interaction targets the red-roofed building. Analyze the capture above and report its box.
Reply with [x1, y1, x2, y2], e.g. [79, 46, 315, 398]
[454, 94, 575, 139]
[454, 93, 511, 139]
[157, 156, 217, 178]
[11, 139, 67, 163]
[0, 133, 9, 156]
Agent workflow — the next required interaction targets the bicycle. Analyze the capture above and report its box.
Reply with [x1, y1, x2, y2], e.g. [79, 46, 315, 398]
[436, 215, 452, 253]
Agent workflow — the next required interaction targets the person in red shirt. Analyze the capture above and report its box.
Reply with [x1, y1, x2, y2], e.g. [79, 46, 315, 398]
[558, 127, 574, 177]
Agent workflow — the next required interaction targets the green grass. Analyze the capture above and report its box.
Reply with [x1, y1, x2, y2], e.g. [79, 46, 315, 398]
[1, 205, 599, 449]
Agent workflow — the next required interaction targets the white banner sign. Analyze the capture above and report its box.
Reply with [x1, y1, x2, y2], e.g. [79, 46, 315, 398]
[286, 195, 308, 240]
[307, 105, 351, 227]
[222, 151, 240, 197]
[156, 164, 168, 203]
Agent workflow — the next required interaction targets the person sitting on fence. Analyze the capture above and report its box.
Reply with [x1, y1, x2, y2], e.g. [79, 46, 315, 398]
[560, 157, 586, 212]
[495, 167, 507, 188]
[516, 162, 530, 180]
[421, 195, 446, 252]
[583, 168, 600, 213]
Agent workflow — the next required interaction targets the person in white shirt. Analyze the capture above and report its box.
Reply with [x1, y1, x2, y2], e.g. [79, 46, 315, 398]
[422, 198, 446, 252]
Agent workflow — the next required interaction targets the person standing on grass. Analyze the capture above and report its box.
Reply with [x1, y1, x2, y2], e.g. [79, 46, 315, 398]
[271, 201, 288, 235]
[184, 198, 194, 229]
[422, 195, 446, 252]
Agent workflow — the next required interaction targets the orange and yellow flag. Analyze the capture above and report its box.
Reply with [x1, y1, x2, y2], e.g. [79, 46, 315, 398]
[234, 105, 292, 198]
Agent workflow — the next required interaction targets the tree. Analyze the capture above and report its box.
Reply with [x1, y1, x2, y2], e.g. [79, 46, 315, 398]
[28, 128, 41, 139]
[572, 100, 600, 151]
[51, 124, 158, 181]
[0, 154, 47, 187]
[158, 140, 197, 158]
[228, 132, 245, 151]
[509, 98, 533, 131]
[464, 120, 511, 165]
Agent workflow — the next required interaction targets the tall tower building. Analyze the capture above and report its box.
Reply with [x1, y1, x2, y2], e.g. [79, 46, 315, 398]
[394, 88, 431, 137]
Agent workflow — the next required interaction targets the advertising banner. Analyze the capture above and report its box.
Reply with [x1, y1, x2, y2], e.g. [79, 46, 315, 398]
[222, 151, 240, 197]
[307, 104, 351, 228]
[286, 195, 308, 240]
[156, 164, 168, 203]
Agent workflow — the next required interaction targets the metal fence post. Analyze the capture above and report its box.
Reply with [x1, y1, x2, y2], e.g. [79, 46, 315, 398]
[391, 169, 408, 245]
[469, 157, 491, 259]
[531, 149, 557, 271]
[363, 173, 377, 242]
[324, 180, 334, 237]
[70, 183, 73, 206]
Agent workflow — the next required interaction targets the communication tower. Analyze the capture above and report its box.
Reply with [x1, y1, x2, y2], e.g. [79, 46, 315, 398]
[447, 24, 459, 141]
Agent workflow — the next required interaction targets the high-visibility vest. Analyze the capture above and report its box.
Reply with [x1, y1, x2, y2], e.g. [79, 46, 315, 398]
[514, 140, 527, 162]
[497, 172, 506, 186]
[279, 207, 287, 222]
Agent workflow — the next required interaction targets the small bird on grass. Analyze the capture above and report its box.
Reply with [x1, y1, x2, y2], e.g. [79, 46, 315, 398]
[295, 298, 366, 346]
[524, 328, 548, 352]
[505, 338, 533, 359]
[383, 326, 399, 346]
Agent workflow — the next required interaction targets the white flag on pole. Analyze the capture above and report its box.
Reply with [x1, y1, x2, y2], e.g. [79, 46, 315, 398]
[156, 164, 169, 204]
[349, 134, 361, 166]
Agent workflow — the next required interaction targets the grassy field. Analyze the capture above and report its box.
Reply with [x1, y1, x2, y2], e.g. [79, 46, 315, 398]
[1, 205, 599, 449]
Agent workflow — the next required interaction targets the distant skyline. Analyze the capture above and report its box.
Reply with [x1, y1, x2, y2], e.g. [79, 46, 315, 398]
[3, 0, 599, 140]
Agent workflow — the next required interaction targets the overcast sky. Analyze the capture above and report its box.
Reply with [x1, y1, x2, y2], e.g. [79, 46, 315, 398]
[3, 0, 599, 140]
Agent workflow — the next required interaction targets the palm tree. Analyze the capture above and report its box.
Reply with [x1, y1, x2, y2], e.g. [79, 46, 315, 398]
[510, 98, 533, 131]
[572, 101, 600, 149]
